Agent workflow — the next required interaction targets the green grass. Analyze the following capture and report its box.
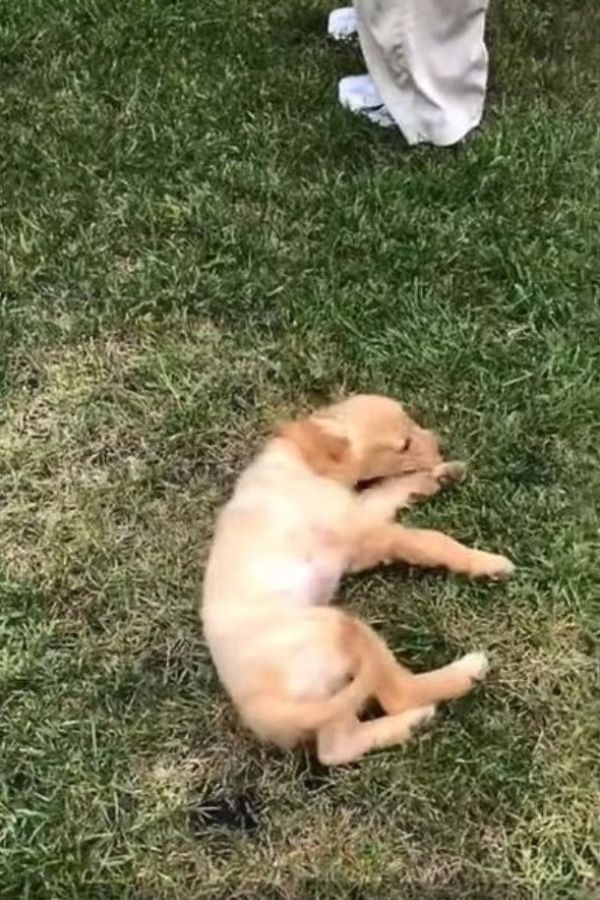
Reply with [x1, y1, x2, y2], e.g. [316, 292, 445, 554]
[1, 0, 600, 896]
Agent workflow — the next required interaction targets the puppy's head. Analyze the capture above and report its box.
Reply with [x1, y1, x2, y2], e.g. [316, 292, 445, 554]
[279, 394, 444, 483]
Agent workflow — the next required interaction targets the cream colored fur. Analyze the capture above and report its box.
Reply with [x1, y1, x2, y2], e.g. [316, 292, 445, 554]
[202, 395, 513, 764]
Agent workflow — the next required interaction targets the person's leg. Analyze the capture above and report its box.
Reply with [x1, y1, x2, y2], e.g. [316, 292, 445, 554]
[328, 5, 393, 125]
[337, 0, 491, 146]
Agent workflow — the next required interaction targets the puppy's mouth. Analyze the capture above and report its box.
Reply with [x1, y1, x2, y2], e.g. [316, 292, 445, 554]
[356, 476, 384, 492]
[356, 470, 417, 491]
[355, 464, 433, 491]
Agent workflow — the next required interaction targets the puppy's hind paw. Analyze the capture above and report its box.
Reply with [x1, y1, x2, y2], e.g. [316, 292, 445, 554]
[468, 551, 515, 581]
[455, 651, 489, 683]
[407, 705, 436, 734]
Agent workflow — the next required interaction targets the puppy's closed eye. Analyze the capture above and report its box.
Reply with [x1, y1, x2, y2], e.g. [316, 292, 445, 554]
[399, 438, 412, 453]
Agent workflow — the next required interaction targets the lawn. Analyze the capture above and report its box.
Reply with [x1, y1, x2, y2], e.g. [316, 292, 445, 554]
[1, 0, 600, 897]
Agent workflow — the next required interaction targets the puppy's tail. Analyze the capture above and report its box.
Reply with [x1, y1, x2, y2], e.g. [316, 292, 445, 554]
[242, 615, 398, 736]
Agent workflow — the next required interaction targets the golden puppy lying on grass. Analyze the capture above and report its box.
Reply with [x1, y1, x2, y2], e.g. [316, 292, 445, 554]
[202, 395, 514, 765]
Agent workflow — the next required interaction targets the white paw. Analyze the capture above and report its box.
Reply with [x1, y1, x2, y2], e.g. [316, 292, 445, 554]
[469, 551, 515, 581]
[455, 651, 489, 683]
[433, 460, 467, 487]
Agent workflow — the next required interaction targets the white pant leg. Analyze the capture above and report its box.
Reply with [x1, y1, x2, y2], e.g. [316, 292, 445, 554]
[353, 0, 490, 146]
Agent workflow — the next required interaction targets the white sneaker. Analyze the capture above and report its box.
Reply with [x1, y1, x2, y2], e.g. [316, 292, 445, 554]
[327, 6, 358, 41]
[338, 74, 396, 128]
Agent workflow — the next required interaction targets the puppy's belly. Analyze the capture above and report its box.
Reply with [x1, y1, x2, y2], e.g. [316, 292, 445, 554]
[269, 557, 342, 606]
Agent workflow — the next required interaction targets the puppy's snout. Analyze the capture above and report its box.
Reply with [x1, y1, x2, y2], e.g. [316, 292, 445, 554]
[431, 430, 444, 455]
[414, 426, 444, 467]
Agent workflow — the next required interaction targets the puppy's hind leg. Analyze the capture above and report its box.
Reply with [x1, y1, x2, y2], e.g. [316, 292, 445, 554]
[316, 706, 435, 765]
[377, 652, 489, 715]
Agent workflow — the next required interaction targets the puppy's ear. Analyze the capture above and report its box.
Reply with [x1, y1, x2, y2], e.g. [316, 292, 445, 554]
[278, 419, 355, 480]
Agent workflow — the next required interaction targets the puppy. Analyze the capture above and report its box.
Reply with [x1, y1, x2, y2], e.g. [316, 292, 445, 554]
[202, 395, 513, 765]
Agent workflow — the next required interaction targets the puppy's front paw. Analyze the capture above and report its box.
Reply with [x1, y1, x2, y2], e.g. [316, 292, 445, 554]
[468, 551, 515, 581]
[433, 460, 466, 488]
